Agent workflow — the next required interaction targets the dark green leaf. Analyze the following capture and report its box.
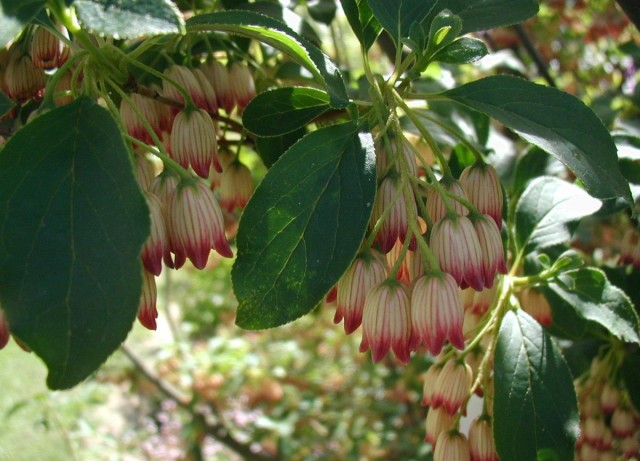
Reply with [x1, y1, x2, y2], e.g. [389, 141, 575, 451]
[444, 76, 632, 203]
[0, 0, 45, 48]
[515, 177, 601, 253]
[0, 97, 149, 389]
[0, 90, 14, 118]
[540, 287, 588, 340]
[427, 9, 461, 50]
[368, 0, 434, 44]
[512, 147, 564, 196]
[425, 0, 539, 34]
[549, 268, 640, 345]
[339, 0, 381, 51]
[187, 11, 349, 108]
[433, 37, 488, 64]
[74, 0, 185, 39]
[621, 350, 640, 412]
[494, 310, 580, 461]
[620, 158, 640, 184]
[256, 128, 307, 168]
[307, 0, 337, 24]
[232, 123, 376, 329]
[239, 2, 321, 45]
[242, 87, 330, 137]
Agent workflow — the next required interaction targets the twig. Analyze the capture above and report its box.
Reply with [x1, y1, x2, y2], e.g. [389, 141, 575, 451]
[514, 24, 557, 88]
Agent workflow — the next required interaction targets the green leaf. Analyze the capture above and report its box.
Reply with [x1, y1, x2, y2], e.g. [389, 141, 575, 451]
[0, 97, 150, 389]
[187, 11, 349, 108]
[425, 0, 539, 34]
[73, 0, 185, 39]
[232, 123, 376, 329]
[444, 76, 632, 203]
[433, 37, 488, 64]
[0, 0, 45, 48]
[256, 128, 307, 169]
[242, 87, 330, 137]
[515, 177, 601, 253]
[339, 0, 381, 51]
[512, 147, 564, 196]
[494, 310, 580, 461]
[621, 350, 640, 412]
[368, 0, 434, 44]
[239, 2, 321, 45]
[0, 90, 14, 118]
[548, 268, 640, 345]
[427, 9, 461, 50]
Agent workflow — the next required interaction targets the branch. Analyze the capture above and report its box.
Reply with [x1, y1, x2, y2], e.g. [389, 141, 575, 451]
[120, 344, 279, 461]
[514, 24, 557, 88]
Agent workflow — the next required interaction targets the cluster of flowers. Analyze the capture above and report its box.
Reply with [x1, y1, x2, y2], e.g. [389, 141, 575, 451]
[123, 61, 257, 330]
[575, 355, 640, 460]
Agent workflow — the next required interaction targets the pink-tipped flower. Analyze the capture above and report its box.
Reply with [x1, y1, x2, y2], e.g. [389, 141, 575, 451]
[371, 176, 415, 254]
[120, 94, 162, 144]
[427, 177, 470, 223]
[518, 288, 552, 326]
[431, 359, 473, 414]
[31, 24, 70, 69]
[376, 138, 418, 179]
[0, 308, 10, 349]
[326, 286, 337, 304]
[135, 152, 157, 191]
[4, 49, 45, 101]
[228, 62, 256, 114]
[422, 362, 443, 406]
[202, 60, 234, 113]
[620, 434, 640, 458]
[583, 416, 607, 448]
[471, 214, 507, 288]
[469, 417, 499, 461]
[218, 160, 254, 211]
[411, 273, 465, 355]
[600, 382, 620, 413]
[335, 251, 388, 334]
[137, 270, 158, 330]
[167, 180, 233, 269]
[612, 407, 635, 437]
[209, 148, 236, 189]
[430, 214, 484, 291]
[460, 163, 504, 230]
[360, 280, 412, 364]
[171, 107, 221, 177]
[434, 430, 471, 461]
[141, 191, 169, 276]
[425, 407, 456, 445]
[192, 67, 219, 115]
[162, 65, 208, 112]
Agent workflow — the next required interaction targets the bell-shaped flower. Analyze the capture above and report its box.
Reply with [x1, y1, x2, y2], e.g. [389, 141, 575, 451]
[192, 67, 219, 115]
[137, 270, 158, 330]
[424, 407, 456, 445]
[335, 251, 388, 334]
[162, 65, 210, 113]
[31, 24, 69, 69]
[460, 163, 504, 230]
[167, 179, 232, 269]
[426, 177, 469, 223]
[141, 191, 169, 276]
[218, 160, 254, 212]
[171, 107, 221, 177]
[611, 407, 635, 437]
[120, 93, 163, 144]
[431, 359, 473, 414]
[4, 48, 45, 101]
[434, 430, 471, 461]
[421, 361, 443, 407]
[371, 176, 415, 254]
[518, 287, 552, 326]
[471, 213, 507, 288]
[228, 62, 256, 114]
[469, 417, 499, 461]
[430, 214, 484, 291]
[360, 280, 412, 364]
[202, 60, 234, 113]
[411, 273, 465, 355]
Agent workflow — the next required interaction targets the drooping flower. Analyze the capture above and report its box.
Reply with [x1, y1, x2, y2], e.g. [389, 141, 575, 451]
[120, 94, 162, 144]
[370, 176, 416, 254]
[411, 273, 465, 355]
[171, 107, 221, 177]
[228, 62, 256, 114]
[4, 48, 45, 101]
[167, 179, 232, 269]
[218, 160, 254, 212]
[141, 191, 169, 276]
[376, 138, 419, 179]
[431, 359, 473, 414]
[518, 287, 552, 326]
[600, 382, 620, 414]
[424, 407, 456, 445]
[360, 280, 412, 363]
[426, 177, 469, 223]
[460, 162, 504, 230]
[192, 67, 219, 115]
[421, 361, 444, 406]
[31, 24, 70, 69]
[202, 60, 234, 113]
[137, 270, 158, 330]
[469, 417, 499, 461]
[611, 407, 635, 437]
[434, 430, 471, 461]
[335, 251, 388, 334]
[430, 214, 484, 291]
[470, 213, 507, 288]
[162, 65, 210, 113]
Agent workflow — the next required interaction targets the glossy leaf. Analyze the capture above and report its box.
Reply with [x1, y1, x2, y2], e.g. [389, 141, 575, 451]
[0, 97, 150, 389]
[340, 0, 381, 51]
[515, 177, 601, 253]
[233, 123, 376, 329]
[549, 268, 640, 345]
[187, 11, 349, 108]
[494, 310, 580, 461]
[0, 0, 45, 47]
[433, 37, 488, 64]
[242, 87, 330, 137]
[368, 0, 434, 44]
[444, 75, 632, 203]
[256, 128, 307, 169]
[74, 0, 185, 39]
[425, 0, 539, 34]
[0, 90, 14, 118]
[512, 147, 564, 196]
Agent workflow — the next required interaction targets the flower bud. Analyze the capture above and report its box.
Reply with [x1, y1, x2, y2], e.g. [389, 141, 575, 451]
[202, 60, 234, 113]
[599, 382, 620, 413]
[335, 251, 388, 334]
[425, 407, 456, 445]
[360, 280, 412, 364]
[432, 359, 473, 414]
[228, 62, 256, 114]
[171, 107, 220, 178]
[430, 214, 484, 291]
[411, 273, 465, 355]
[218, 160, 254, 212]
[434, 430, 470, 461]
[427, 178, 469, 223]
[469, 417, 499, 461]
[31, 24, 70, 69]
[471, 214, 507, 288]
[422, 362, 443, 406]
[167, 180, 232, 269]
[518, 287, 552, 326]
[460, 163, 504, 230]
[141, 191, 169, 276]
[137, 270, 158, 330]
